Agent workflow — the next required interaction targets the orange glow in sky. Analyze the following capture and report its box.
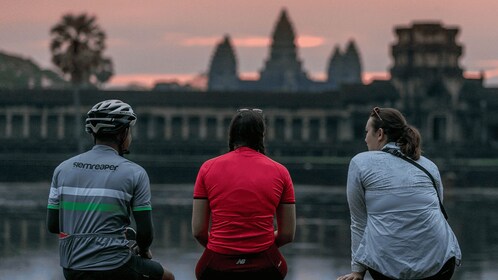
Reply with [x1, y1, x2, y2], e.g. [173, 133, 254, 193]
[2, 0, 498, 88]
[182, 35, 324, 48]
[109, 73, 199, 88]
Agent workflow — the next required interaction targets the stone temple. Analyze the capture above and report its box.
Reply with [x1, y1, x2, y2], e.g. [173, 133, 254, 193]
[207, 9, 362, 92]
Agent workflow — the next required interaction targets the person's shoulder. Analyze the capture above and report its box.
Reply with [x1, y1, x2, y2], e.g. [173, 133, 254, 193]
[204, 153, 225, 165]
[54, 152, 85, 171]
[120, 158, 147, 173]
[417, 155, 439, 170]
[261, 154, 289, 172]
[351, 150, 383, 162]
[264, 154, 281, 165]
[198, 153, 227, 171]
[350, 151, 389, 171]
[116, 160, 149, 184]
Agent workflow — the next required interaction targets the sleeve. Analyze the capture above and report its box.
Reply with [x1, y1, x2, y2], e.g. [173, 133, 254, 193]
[346, 159, 368, 273]
[131, 168, 152, 211]
[47, 167, 60, 210]
[47, 167, 61, 233]
[434, 167, 444, 203]
[193, 162, 209, 199]
[279, 166, 295, 204]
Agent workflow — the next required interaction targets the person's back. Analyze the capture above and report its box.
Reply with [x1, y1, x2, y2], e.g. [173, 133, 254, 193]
[192, 108, 296, 280]
[197, 146, 293, 254]
[337, 107, 461, 280]
[349, 149, 459, 278]
[50, 144, 150, 269]
[47, 99, 174, 280]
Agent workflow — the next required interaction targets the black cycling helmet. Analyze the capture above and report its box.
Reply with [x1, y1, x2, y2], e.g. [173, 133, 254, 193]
[85, 99, 137, 135]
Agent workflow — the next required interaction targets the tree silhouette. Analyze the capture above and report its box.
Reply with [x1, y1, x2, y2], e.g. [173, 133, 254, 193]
[50, 13, 113, 87]
[94, 57, 114, 87]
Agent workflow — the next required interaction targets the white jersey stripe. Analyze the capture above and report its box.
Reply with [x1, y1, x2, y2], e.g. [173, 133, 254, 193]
[60, 186, 133, 202]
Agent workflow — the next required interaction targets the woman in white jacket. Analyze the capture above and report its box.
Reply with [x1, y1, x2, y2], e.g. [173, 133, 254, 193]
[337, 107, 461, 280]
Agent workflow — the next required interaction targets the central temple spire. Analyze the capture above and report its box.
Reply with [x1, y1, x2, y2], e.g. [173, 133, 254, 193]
[271, 9, 296, 51]
[259, 8, 309, 92]
[206, 8, 364, 92]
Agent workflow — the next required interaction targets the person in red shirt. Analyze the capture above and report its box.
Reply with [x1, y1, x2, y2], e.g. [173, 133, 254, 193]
[192, 108, 296, 280]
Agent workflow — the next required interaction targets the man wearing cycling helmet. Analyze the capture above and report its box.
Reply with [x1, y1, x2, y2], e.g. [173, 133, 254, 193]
[47, 100, 174, 280]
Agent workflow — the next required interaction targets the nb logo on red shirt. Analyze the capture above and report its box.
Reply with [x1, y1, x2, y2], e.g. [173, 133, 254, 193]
[236, 258, 246, 265]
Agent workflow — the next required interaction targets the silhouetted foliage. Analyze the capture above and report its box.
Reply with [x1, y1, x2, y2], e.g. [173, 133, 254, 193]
[50, 13, 113, 87]
[0, 51, 68, 89]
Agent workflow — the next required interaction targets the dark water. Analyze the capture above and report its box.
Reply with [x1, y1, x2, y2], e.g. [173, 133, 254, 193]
[0, 183, 497, 280]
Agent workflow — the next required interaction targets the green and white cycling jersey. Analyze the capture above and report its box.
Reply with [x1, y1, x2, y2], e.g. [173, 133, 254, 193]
[47, 145, 152, 270]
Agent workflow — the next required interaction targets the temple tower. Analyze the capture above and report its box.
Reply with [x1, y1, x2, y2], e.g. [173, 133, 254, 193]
[207, 35, 239, 91]
[390, 22, 464, 103]
[327, 40, 362, 89]
[390, 22, 465, 141]
[258, 9, 310, 92]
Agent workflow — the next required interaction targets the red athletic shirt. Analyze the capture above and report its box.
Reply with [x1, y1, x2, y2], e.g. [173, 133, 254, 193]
[193, 147, 295, 254]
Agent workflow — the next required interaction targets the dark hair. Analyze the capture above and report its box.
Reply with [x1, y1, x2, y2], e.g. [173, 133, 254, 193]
[93, 127, 126, 144]
[228, 110, 266, 154]
[370, 107, 422, 160]
[92, 126, 131, 156]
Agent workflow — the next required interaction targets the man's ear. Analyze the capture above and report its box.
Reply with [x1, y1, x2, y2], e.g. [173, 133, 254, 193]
[117, 128, 128, 142]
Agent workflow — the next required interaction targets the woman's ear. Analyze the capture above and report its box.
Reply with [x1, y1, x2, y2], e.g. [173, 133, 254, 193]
[377, 128, 385, 141]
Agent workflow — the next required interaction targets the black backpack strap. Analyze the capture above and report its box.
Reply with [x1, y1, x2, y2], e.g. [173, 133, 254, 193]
[382, 148, 449, 220]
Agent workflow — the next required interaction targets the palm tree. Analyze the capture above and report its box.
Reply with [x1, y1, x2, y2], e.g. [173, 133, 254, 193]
[50, 13, 113, 87]
[94, 57, 114, 87]
[50, 13, 114, 153]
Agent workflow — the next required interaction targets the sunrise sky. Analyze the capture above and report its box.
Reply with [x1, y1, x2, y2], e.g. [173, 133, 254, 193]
[2, 0, 498, 88]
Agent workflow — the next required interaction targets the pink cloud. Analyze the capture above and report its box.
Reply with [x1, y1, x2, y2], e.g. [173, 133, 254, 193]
[179, 36, 269, 48]
[297, 36, 325, 48]
[107, 70, 392, 89]
[485, 69, 498, 78]
[309, 71, 391, 84]
[308, 72, 326, 81]
[473, 59, 498, 69]
[463, 71, 484, 79]
[180, 36, 220, 47]
[180, 35, 325, 48]
[108, 73, 197, 88]
[233, 37, 269, 47]
[239, 71, 260, 80]
[363, 72, 390, 84]
[464, 59, 498, 81]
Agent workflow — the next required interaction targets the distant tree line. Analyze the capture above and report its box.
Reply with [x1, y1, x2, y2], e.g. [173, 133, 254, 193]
[0, 12, 113, 90]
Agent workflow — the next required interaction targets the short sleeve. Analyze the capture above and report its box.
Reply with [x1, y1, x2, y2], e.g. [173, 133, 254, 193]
[193, 162, 209, 199]
[47, 166, 61, 209]
[132, 169, 152, 211]
[279, 166, 295, 204]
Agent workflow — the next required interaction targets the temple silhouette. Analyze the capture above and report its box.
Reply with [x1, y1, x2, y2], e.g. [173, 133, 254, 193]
[1, 11, 498, 187]
[207, 9, 362, 92]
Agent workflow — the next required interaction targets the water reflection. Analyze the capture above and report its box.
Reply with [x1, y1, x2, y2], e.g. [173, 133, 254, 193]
[1, 184, 498, 279]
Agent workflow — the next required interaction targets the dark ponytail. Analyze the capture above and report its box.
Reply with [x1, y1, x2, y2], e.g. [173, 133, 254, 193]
[371, 107, 422, 160]
[398, 125, 421, 160]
